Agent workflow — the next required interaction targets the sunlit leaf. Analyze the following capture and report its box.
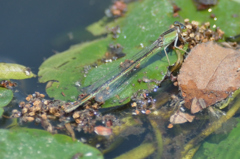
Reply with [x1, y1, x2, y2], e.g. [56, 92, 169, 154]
[38, 38, 111, 101]
[0, 63, 35, 79]
[0, 128, 103, 159]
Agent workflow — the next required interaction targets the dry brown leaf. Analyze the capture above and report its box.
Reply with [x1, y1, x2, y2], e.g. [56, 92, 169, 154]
[170, 111, 195, 124]
[178, 41, 240, 113]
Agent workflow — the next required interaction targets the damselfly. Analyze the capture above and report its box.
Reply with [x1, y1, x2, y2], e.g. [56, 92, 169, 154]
[63, 21, 186, 113]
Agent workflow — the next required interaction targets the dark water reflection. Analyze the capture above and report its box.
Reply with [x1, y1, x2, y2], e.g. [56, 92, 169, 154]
[0, 0, 110, 93]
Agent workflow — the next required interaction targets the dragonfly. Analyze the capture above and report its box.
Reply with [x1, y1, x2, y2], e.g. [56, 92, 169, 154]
[62, 21, 186, 113]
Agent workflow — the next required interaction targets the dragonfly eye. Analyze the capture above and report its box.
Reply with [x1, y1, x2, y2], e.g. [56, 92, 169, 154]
[173, 21, 186, 31]
[173, 21, 180, 26]
[180, 25, 186, 30]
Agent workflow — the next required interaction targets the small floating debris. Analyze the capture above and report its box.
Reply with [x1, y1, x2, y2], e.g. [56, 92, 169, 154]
[94, 126, 113, 136]
[105, 0, 127, 18]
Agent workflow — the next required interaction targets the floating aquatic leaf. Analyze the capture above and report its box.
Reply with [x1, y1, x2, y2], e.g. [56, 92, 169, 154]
[0, 87, 13, 116]
[0, 63, 35, 79]
[0, 63, 35, 116]
[0, 128, 103, 159]
[38, 39, 110, 102]
[178, 42, 240, 113]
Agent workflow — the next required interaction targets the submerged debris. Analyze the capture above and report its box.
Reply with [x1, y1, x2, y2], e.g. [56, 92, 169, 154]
[170, 110, 195, 124]
[131, 90, 156, 115]
[12, 92, 120, 135]
[94, 126, 113, 136]
[0, 80, 17, 88]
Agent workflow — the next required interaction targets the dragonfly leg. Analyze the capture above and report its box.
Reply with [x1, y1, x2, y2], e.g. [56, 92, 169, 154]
[173, 45, 187, 54]
[164, 44, 171, 65]
[173, 32, 188, 54]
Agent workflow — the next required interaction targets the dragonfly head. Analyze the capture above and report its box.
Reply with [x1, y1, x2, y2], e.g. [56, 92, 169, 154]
[173, 21, 186, 32]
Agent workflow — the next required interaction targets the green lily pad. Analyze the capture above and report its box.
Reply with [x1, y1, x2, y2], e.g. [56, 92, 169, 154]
[0, 87, 13, 116]
[0, 128, 103, 159]
[86, 16, 114, 36]
[0, 63, 36, 80]
[38, 0, 183, 108]
[175, 0, 240, 36]
[39, 38, 111, 101]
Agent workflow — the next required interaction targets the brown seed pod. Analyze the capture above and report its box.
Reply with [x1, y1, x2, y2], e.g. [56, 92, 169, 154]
[35, 104, 42, 112]
[210, 37, 215, 41]
[73, 111, 80, 119]
[12, 109, 18, 114]
[41, 113, 47, 120]
[182, 32, 188, 38]
[195, 34, 200, 41]
[26, 95, 33, 101]
[35, 92, 40, 97]
[29, 107, 36, 113]
[200, 25, 206, 31]
[189, 33, 195, 38]
[33, 99, 41, 106]
[202, 38, 209, 43]
[39, 94, 45, 98]
[184, 18, 190, 24]
[27, 117, 35, 122]
[54, 112, 61, 117]
[43, 100, 50, 105]
[11, 109, 21, 118]
[131, 102, 137, 107]
[29, 112, 35, 116]
[204, 22, 210, 28]
[216, 28, 224, 37]
[186, 24, 192, 30]
[22, 107, 28, 114]
[25, 103, 31, 108]
[191, 21, 199, 28]
[49, 107, 56, 114]
[75, 119, 81, 124]
[19, 101, 25, 108]
[92, 103, 98, 109]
